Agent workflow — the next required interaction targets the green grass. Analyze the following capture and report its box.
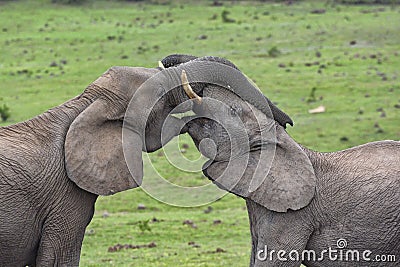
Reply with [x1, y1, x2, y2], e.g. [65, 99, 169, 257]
[0, 0, 399, 266]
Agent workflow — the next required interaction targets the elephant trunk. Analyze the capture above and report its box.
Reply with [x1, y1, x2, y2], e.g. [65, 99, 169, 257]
[173, 60, 293, 128]
[161, 54, 293, 128]
[161, 54, 198, 68]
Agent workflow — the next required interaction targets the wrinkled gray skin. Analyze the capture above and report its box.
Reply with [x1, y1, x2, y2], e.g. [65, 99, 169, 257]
[183, 87, 400, 266]
[0, 67, 157, 266]
[0, 56, 287, 266]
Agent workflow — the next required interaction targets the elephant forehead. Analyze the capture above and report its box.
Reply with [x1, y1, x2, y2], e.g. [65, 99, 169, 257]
[203, 86, 263, 116]
[203, 86, 242, 103]
[94, 66, 160, 98]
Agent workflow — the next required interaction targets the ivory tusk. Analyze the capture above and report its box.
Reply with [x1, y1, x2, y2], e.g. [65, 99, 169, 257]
[181, 70, 202, 105]
[158, 61, 165, 69]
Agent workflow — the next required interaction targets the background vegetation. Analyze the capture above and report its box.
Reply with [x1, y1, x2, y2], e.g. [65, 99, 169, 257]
[1, 0, 399, 266]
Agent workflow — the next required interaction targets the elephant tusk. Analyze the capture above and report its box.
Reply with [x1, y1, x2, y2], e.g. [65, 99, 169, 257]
[181, 70, 202, 105]
[158, 61, 165, 69]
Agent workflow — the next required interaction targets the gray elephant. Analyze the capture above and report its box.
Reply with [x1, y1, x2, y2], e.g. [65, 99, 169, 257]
[177, 63, 399, 266]
[0, 56, 284, 266]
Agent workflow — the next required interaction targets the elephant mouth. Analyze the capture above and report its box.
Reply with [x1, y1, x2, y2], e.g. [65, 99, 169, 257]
[202, 138, 273, 173]
[249, 139, 275, 152]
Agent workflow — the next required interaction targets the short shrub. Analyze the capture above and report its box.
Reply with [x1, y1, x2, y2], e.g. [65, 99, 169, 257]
[0, 104, 10, 122]
[221, 10, 235, 23]
[268, 46, 282, 58]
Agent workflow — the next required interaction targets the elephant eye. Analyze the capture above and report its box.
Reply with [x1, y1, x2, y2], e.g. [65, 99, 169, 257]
[229, 104, 242, 116]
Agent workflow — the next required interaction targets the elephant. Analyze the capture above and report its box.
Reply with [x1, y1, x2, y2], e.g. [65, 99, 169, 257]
[0, 55, 289, 266]
[0, 66, 158, 266]
[177, 65, 400, 266]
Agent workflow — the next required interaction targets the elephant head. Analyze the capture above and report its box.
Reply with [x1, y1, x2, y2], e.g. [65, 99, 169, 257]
[181, 73, 316, 212]
[65, 55, 287, 196]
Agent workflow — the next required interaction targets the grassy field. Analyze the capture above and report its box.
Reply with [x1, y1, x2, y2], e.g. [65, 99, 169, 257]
[0, 0, 399, 266]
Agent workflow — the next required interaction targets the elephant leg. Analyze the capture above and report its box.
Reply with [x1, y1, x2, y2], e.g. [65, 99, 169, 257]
[36, 188, 97, 266]
[35, 213, 88, 266]
[36, 226, 82, 266]
[248, 203, 259, 267]
[247, 201, 313, 267]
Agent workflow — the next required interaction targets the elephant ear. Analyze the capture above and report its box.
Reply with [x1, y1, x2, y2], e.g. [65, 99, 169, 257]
[65, 98, 143, 196]
[204, 124, 316, 212]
